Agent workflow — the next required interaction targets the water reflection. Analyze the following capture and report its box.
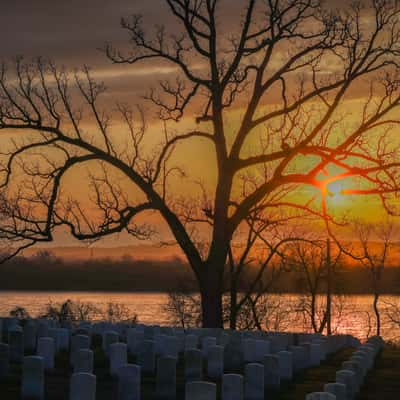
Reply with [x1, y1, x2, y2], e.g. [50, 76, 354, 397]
[0, 291, 398, 342]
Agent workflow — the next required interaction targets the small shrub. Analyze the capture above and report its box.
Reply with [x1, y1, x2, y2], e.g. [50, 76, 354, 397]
[102, 302, 138, 324]
[9, 306, 30, 319]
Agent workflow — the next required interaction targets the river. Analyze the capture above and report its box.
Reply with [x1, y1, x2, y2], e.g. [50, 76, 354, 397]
[0, 291, 399, 342]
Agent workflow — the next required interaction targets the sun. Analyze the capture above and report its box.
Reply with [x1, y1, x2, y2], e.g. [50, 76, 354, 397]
[324, 180, 350, 210]
[327, 181, 343, 197]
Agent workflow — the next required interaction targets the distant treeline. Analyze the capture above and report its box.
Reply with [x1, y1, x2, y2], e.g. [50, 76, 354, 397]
[0, 251, 399, 294]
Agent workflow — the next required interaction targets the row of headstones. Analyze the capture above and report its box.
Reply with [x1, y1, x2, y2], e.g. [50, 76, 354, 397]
[0, 318, 292, 370]
[305, 336, 385, 400]
[0, 316, 359, 367]
[9, 334, 356, 400]
[0, 317, 359, 376]
[0, 316, 359, 359]
[0, 319, 70, 359]
[18, 355, 265, 400]
[0, 317, 360, 400]
[16, 346, 357, 400]
[101, 327, 355, 381]
[0, 330, 324, 385]
[20, 356, 98, 400]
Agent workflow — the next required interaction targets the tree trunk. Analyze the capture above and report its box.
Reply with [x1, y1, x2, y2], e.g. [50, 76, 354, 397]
[326, 238, 332, 335]
[373, 292, 381, 336]
[200, 267, 224, 328]
[311, 293, 318, 333]
[229, 269, 238, 330]
[229, 291, 237, 330]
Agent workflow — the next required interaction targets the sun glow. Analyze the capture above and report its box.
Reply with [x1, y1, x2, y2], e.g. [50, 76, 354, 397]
[327, 181, 343, 198]
[324, 180, 352, 211]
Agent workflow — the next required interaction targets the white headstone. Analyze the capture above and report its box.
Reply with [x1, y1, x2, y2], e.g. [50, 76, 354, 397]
[23, 321, 37, 352]
[277, 351, 293, 381]
[207, 345, 224, 379]
[118, 364, 141, 400]
[254, 340, 270, 362]
[138, 340, 156, 373]
[290, 346, 305, 372]
[71, 335, 90, 366]
[21, 356, 44, 400]
[156, 356, 177, 400]
[103, 331, 119, 357]
[224, 340, 243, 370]
[48, 328, 60, 352]
[185, 334, 198, 351]
[185, 349, 203, 382]
[175, 330, 185, 352]
[0, 343, 9, 380]
[163, 336, 179, 359]
[37, 320, 49, 339]
[127, 329, 144, 355]
[243, 339, 257, 363]
[317, 339, 328, 360]
[306, 392, 336, 400]
[61, 320, 73, 331]
[161, 327, 174, 336]
[74, 349, 94, 374]
[110, 343, 128, 376]
[219, 333, 230, 347]
[155, 334, 167, 356]
[336, 369, 356, 400]
[9, 329, 24, 363]
[144, 326, 156, 340]
[5, 318, 19, 333]
[310, 344, 322, 367]
[244, 363, 264, 400]
[58, 328, 70, 352]
[324, 382, 346, 400]
[222, 374, 243, 400]
[342, 361, 362, 390]
[349, 356, 366, 379]
[185, 381, 216, 400]
[358, 347, 374, 370]
[37, 337, 55, 370]
[301, 343, 312, 369]
[202, 336, 217, 358]
[70, 372, 96, 400]
[263, 355, 280, 389]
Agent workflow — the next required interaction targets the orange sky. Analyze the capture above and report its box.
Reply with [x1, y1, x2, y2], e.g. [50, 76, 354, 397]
[1, 0, 400, 256]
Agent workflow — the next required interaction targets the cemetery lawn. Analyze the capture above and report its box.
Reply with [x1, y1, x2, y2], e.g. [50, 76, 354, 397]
[278, 344, 400, 400]
[275, 347, 355, 400]
[0, 337, 397, 400]
[357, 343, 400, 400]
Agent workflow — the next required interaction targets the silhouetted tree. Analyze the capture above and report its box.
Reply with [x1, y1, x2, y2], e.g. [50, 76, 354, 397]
[1, 1, 400, 327]
[291, 239, 342, 334]
[351, 219, 396, 336]
[226, 204, 313, 329]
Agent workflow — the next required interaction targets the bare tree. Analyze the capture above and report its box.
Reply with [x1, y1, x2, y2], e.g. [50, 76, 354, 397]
[291, 239, 342, 334]
[1, 1, 400, 327]
[352, 219, 396, 336]
[163, 286, 202, 328]
[383, 298, 400, 341]
[226, 202, 315, 329]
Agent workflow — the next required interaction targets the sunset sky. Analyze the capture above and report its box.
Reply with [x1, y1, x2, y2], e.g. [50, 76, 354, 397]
[0, 0, 398, 253]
